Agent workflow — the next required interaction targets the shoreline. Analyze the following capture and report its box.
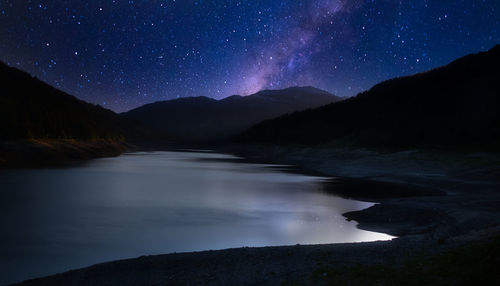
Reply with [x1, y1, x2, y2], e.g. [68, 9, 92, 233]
[0, 139, 132, 169]
[221, 144, 500, 238]
[6, 144, 500, 285]
[3, 143, 500, 238]
[11, 229, 500, 286]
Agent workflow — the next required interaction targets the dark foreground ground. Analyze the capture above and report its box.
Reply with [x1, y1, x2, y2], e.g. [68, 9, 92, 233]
[12, 232, 500, 286]
[8, 145, 500, 285]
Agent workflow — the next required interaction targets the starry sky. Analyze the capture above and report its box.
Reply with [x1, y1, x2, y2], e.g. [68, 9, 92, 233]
[0, 0, 499, 112]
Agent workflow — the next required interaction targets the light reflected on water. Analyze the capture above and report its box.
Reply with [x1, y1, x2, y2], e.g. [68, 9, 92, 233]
[0, 151, 393, 284]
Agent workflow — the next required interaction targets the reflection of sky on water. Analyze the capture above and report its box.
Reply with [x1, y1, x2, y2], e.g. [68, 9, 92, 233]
[0, 151, 393, 284]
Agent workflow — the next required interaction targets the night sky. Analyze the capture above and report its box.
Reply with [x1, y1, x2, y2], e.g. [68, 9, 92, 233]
[1, 1, 499, 112]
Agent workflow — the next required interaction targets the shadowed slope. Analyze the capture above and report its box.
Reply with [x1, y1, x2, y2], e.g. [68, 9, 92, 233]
[239, 45, 500, 149]
[0, 62, 131, 140]
[0, 62, 149, 166]
[122, 86, 340, 142]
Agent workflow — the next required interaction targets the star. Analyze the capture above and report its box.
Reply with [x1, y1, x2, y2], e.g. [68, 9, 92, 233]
[0, 0, 497, 112]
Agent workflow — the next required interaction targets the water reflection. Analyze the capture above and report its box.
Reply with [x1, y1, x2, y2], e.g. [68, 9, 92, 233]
[0, 151, 393, 285]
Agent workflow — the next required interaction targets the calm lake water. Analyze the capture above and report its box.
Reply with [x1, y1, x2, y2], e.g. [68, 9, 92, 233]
[0, 151, 393, 285]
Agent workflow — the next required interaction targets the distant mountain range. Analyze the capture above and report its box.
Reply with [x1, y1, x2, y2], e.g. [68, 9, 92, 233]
[239, 45, 500, 149]
[121, 86, 340, 142]
[2, 44, 498, 154]
[0, 61, 131, 141]
[0, 61, 339, 146]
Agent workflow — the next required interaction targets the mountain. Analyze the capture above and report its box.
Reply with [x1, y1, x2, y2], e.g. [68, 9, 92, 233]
[0, 61, 131, 140]
[0, 62, 152, 166]
[121, 86, 340, 142]
[239, 45, 500, 150]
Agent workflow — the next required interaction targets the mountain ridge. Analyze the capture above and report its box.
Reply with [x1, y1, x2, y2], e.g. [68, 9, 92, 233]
[238, 45, 500, 149]
[122, 86, 341, 143]
[123, 86, 335, 111]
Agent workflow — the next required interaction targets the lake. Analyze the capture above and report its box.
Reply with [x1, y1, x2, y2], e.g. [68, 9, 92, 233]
[0, 151, 393, 285]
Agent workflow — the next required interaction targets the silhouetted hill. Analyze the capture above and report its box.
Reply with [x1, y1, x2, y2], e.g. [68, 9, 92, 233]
[0, 61, 130, 140]
[122, 86, 340, 142]
[0, 62, 154, 167]
[239, 45, 500, 150]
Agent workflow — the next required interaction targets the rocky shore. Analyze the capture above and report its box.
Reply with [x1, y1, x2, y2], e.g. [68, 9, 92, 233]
[12, 230, 500, 286]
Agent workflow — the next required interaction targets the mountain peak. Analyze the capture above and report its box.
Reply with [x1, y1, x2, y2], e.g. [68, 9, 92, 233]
[123, 86, 341, 142]
[252, 86, 334, 98]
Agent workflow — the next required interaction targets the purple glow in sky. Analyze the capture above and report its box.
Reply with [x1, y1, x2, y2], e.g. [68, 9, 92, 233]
[1, 0, 498, 111]
[240, 0, 362, 94]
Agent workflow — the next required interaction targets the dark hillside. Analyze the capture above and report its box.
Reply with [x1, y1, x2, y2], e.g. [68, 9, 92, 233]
[0, 62, 149, 166]
[122, 86, 340, 143]
[0, 61, 128, 140]
[239, 45, 500, 149]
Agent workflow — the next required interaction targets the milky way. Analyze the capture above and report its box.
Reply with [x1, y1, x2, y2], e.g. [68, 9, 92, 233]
[0, 0, 499, 112]
[240, 0, 363, 94]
